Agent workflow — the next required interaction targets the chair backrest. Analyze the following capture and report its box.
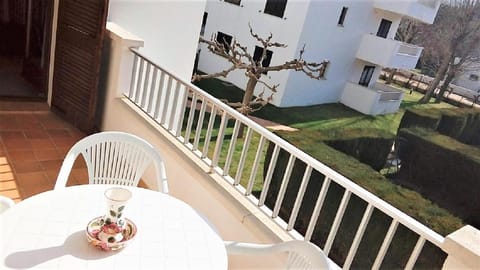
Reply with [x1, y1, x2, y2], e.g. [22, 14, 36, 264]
[225, 240, 330, 270]
[55, 131, 168, 193]
[0, 195, 15, 214]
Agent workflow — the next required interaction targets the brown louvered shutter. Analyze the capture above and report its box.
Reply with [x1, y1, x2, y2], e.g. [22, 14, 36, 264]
[51, 0, 108, 133]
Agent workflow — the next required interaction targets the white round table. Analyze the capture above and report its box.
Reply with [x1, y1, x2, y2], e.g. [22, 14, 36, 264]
[1, 185, 227, 269]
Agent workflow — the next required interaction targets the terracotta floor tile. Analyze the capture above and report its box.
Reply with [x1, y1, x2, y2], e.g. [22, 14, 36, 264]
[12, 161, 43, 173]
[21, 182, 54, 199]
[47, 129, 73, 138]
[53, 137, 78, 148]
[0, 164, 13, 173]
[73, 158, 87, 168]
[0, 180, 18, 190]
[30, 138, 56, 150]
[0, 189, 21, 201]
[0, 171, 14, 181]
[44, 170, 60, 184]
[24, 130, 50, 139]
[0, 108, 85, 201]
[34, 149, 62, 161]
[15, 172, 49, 187]
[40, 159, 63, 171]
[0, 131, 25, 139]
[7, 150, 36, 162]
[2, 138, 32, 150]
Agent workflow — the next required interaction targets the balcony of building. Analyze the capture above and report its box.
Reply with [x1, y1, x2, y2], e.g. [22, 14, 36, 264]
[1, 23, 479, 269]
[356, 34, 423, 70]
[340, 82, 404, 115]
[373, 0, 440, 24]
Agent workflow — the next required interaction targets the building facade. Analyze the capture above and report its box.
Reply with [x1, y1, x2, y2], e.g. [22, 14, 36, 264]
[197, 0, 440, 114]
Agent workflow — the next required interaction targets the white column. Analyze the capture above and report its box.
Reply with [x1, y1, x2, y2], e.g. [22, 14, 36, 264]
[105, 22, 144, 99]
[441, 225, 480, 269]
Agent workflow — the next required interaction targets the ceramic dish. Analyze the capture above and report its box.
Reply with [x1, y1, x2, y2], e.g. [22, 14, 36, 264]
[86, 216, 137, 251]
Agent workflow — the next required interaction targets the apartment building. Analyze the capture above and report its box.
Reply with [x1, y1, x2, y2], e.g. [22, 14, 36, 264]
[197, 0, 440, 115]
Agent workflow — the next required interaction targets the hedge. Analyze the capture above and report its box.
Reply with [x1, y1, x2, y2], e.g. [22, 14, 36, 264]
[323, 129, 394, 171]
[264, 132, 463, 268]
[398, 127, 480, 227]
[398, 107, 480, 146]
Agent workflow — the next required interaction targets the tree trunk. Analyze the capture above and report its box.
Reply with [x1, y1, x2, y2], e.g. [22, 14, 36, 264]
[238, 77, 258, 137]
[435, 70, 456, 103]
[419, 56, 451, 104]
[242, 77, 257, 111]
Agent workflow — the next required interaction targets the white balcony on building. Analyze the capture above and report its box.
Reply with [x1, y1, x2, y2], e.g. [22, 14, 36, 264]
[373, 0, 441, 24]
[341, 82, 404, 115]
[356, 34, 423, 70]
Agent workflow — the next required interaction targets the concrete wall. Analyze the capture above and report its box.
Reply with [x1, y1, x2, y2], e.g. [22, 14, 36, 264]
[197, 0, 310, 106]
[107, 0, 206, 80]
[197, 0, 408, 107]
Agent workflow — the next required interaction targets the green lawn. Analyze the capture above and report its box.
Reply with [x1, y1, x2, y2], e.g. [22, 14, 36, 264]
[195, 78, 453, 141]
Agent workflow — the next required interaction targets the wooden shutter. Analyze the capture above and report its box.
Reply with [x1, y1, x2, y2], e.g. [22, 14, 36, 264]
[51, 0, 108, 133]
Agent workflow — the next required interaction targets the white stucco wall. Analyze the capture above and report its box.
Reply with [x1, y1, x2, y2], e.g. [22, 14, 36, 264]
[280, 1, 393, 107]
[107, 0, 206, 80]
[197, 0, 310, 106]
[197, 0, 408, 107]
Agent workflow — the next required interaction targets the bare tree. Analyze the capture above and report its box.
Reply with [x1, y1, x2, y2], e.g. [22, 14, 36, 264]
[192, 24, 329, 115]
[419, 0, 480, 103]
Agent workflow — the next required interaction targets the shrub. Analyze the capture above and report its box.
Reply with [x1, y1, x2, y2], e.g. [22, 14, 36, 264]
[398, 127, 480, 227]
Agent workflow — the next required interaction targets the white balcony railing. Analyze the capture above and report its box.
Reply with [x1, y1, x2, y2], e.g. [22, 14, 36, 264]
[373, 0, 440, 24]
[123, 48, 447, 269]
[356, 34, 423, 70]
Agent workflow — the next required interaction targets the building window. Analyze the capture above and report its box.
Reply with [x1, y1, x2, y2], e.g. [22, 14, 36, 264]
[376, 19, 392, 38]
[200, 12, 208, 36]
[264, 0, 287, 18]
[359, 65, 375, 86]
[337, 7, 348, 26]
[224, 0, 241, 5]
[216, 32, 233, 53]
[469, 74, 479, 81]
[253, 46, 273, 73]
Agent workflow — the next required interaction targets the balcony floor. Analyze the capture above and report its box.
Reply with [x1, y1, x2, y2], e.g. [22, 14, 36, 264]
[0, 100, 284, 269]
[0, 101, 152, 202]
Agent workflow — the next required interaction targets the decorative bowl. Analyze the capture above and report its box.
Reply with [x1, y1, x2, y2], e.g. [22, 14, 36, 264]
[86, 216, 137, 251]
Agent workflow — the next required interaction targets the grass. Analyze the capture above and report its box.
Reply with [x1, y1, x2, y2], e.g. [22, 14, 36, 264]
[195, 78, 453, 141]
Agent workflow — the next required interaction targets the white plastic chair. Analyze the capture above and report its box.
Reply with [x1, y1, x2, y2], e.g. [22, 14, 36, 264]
[54, 131, 168, 193]
[0, 195, 15, 214]
[224, 240, 330, 270]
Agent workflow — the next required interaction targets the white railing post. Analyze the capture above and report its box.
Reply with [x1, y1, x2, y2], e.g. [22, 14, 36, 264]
[105, 22, 144, 98]
[441, 225, 480, 270]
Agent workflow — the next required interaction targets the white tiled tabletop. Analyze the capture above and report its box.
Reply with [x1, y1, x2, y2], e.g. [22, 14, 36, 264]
[1, 185, 227, 269]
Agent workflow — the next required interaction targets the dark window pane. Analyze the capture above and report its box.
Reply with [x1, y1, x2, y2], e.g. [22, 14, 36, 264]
[338, 7, 348, 26]
[359, 65, 375, 86]
[253, 46, 273, 74]
[376, 19, 392, 38]
[225, 0, 241, 5]
[264, 0, 287, 18]
[216, 32, 233, 53]
[200, 12, 208, 36]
